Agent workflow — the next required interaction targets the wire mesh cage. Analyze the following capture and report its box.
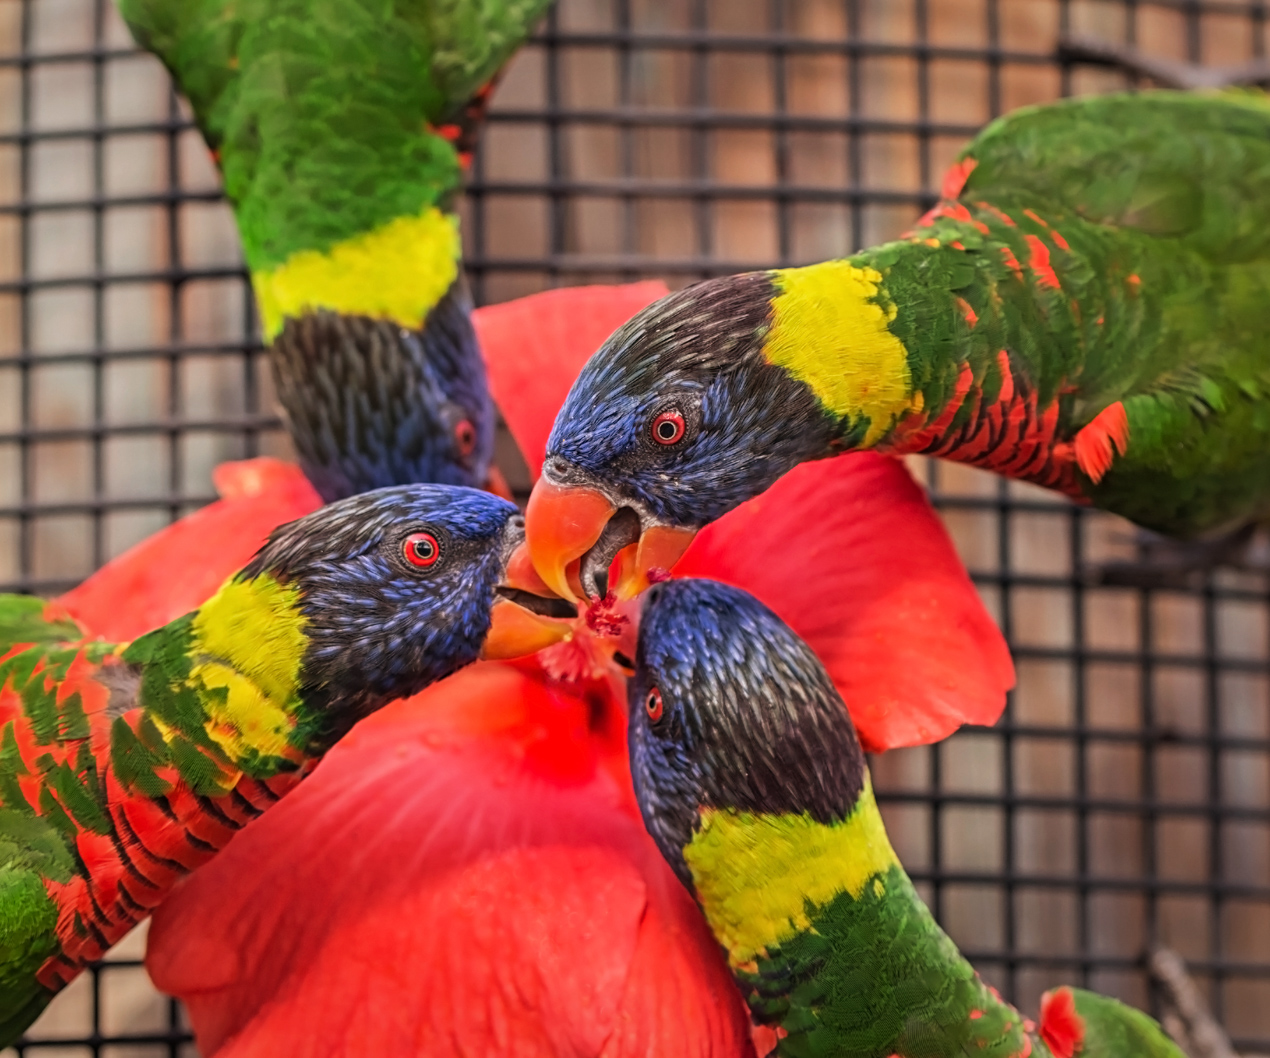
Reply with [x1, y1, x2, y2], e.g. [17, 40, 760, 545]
[1, 0, 1269, 1053]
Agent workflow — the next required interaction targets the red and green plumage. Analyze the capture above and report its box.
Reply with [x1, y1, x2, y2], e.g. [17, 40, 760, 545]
[872, 90, 1270, 535]
[0, 588, 315, 1043]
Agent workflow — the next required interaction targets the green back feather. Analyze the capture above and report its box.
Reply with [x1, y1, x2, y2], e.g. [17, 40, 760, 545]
[117, 0, 551, 270]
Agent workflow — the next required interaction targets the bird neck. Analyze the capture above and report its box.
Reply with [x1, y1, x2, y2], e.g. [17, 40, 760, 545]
[683, 776, 1042, 1057]
[764, 206, 1090, 498]
[251, 202, 465, 344]
[122, 571, 325, 773]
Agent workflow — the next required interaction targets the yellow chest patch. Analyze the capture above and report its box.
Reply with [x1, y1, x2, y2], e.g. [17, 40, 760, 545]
[189, 575, 309, 763]
[252, 207, 461, 340]
[683, 777, 899, 967]
[188, 659, 298, 763]
[764, 260, 917, 446]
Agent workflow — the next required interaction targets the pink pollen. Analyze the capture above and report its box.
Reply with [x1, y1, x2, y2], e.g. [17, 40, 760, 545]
[584, 594, 628, 638]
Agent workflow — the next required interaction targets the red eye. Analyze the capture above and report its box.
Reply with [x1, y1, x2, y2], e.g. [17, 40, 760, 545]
[403, 532, 441, 568]
[651, 410, 685, 445]
[454, 419, 477, 458]
[645, 687, 664, 722]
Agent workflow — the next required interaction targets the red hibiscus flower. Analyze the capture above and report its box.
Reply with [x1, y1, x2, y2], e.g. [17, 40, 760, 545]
[66, 283, 1011, 1055]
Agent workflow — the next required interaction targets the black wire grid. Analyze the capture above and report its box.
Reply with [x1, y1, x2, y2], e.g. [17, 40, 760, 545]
[2, 0, 1269, 1053]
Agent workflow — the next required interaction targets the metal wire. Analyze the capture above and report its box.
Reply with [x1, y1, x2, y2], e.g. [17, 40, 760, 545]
[2, 0, 1269, 1053]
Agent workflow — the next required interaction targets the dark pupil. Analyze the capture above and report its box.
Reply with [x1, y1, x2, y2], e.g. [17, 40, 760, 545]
[414, 539, 435, 560]
[658, 419, 677, 439]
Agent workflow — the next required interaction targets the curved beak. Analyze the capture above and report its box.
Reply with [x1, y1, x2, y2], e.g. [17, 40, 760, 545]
[607, 524, 697, 598]
[525, 475, 697, 604]
[481, 539, 577, 660]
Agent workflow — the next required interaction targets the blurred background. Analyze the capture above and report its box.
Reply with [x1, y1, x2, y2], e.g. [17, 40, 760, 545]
[1, 0, 1269, 1053]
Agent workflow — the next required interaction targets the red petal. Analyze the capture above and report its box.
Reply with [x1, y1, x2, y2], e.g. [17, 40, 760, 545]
[474, 283, 670, 479]
[147, 664, 752, 1057]
[57, 458, 320, 642]
[1039, 987, 1085, 1058]
[672, 454, 1014, 752]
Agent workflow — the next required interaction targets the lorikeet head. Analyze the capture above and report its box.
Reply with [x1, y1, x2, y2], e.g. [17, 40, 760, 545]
[271, 286, 497, 503]
[237, 484, 573, 735]
[628, 577, 865, 890]
[526, 274, 836, 601]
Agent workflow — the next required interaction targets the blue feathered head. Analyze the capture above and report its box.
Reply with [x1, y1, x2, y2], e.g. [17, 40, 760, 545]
[528, 274, 837, 603]
[241, 484, 572, 747]
[628, 578, 865, 889]
[272, 284, 496, 502]
[544, 273, 835, 528]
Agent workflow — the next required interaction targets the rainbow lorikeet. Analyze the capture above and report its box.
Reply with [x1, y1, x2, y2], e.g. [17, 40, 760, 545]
[628, 578, 1187, 1058]
[524, 91, 1270, 602]
[0, 485, 572, 1045]
[117, 0, 553, 502]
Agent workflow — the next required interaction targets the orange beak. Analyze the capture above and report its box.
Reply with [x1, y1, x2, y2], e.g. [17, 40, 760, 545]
[525, 476, 697, 603]
[607, 524, 697, 598]
[480, 540, 576, 660]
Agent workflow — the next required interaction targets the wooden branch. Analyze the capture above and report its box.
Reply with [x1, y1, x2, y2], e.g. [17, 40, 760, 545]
[1149, 948, 1238, 1058]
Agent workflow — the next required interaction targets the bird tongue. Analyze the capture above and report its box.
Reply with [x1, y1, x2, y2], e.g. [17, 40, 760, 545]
[579, 508, 642, 600]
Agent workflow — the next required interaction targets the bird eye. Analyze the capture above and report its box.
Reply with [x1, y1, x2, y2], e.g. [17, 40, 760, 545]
[403, 531, 441, 569]
[454, 419, 477, 458]
[650, 410, 686, 446]
[645, 687, 664, 722]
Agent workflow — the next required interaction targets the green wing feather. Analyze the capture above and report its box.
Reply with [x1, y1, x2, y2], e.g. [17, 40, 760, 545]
[0, 598, 90, 1044]
[962, 91, 1270, 261]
